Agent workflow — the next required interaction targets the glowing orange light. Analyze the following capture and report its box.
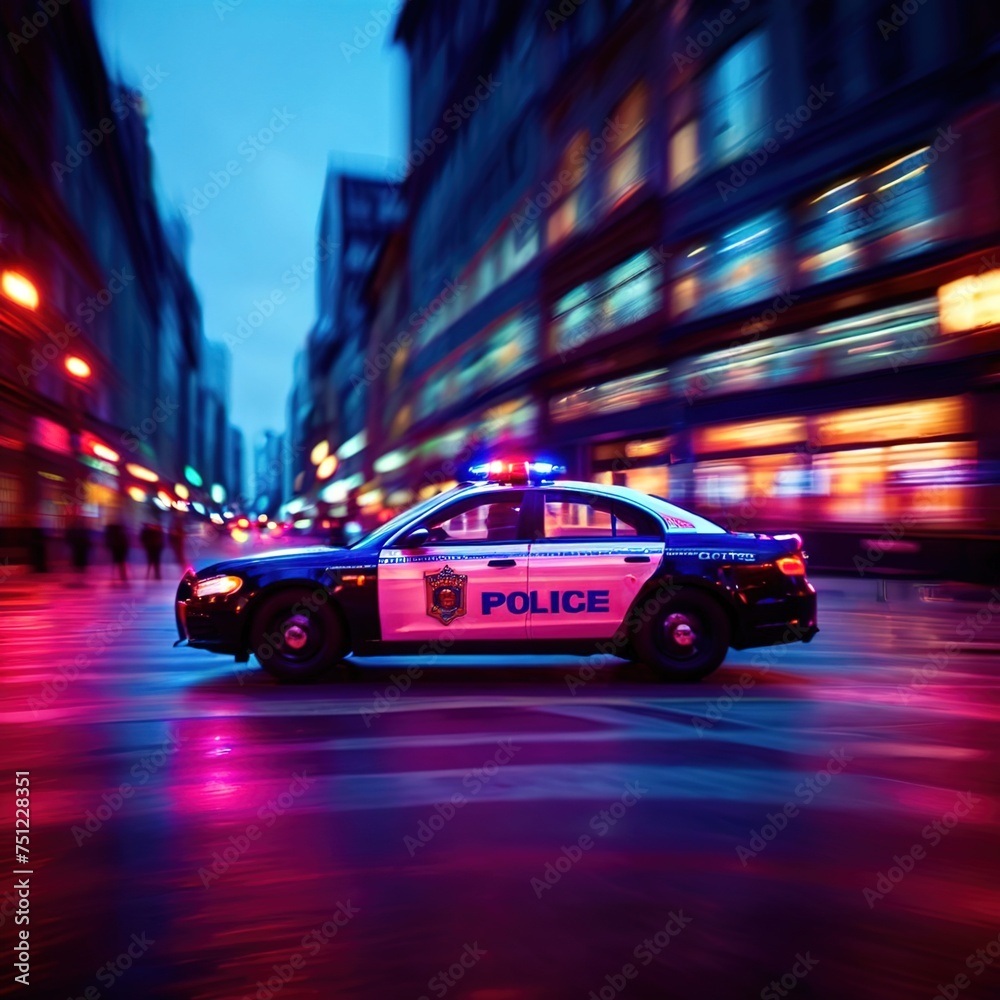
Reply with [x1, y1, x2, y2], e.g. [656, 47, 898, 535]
[310, 440, 330, 465]
[1, 270, 39, 309]
[237, 517, 250, 529]
[65, 356, 92, 379]
[127, 486, 147, 503]
[125, 463, 158, 483]
[92, 442, 120, 463]
[175, 483, 190, 500]
[317, 455, 339, 480]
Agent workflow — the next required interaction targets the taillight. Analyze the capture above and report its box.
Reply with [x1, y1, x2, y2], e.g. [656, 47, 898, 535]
[775, 555, 806, 576]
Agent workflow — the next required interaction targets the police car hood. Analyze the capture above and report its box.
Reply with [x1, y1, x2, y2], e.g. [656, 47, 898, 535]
[195, 545, 351, 578]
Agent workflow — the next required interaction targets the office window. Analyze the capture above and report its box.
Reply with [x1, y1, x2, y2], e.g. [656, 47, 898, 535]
[547, 130, 591, 246]
[703, 30, 770, 166]
[604, 84, 648, 208]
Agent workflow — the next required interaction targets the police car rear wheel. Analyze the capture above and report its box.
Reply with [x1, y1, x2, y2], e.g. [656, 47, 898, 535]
[250, 589, 345, 682]
[635, 590, 730, 681]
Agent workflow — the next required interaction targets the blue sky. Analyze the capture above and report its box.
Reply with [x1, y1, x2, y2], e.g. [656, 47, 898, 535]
[95, 0, 406, 459]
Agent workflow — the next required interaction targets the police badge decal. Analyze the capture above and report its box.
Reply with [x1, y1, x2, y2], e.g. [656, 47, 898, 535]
[425, 565, 468, 625]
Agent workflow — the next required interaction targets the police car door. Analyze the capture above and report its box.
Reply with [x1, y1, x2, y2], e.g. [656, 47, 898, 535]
[378, 491, 530, 641]
[527, 490, 665, 640]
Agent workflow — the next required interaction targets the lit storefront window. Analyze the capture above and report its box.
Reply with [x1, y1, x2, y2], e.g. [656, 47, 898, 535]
[799, 146, 943, 284]
[694, 417, 807, 456]
[414, 311, 538, 423]
[939, 269, 1000, 334]
[550, 368, 669, 423]
[814, 396, 967, 448]
[547, 130, 590, 247]
[670, 299, 951, 400]
[604, 84, 648, 210]
[689, 399, 974, 525]
[672, 211, 785, 320]
[551, 249, 663, 355]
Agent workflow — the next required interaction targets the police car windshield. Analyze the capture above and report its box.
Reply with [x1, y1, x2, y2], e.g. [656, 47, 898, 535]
[346, 493, 451, 550]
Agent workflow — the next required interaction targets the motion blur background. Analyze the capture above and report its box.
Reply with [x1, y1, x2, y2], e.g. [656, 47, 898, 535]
[1, 0, 999, 578]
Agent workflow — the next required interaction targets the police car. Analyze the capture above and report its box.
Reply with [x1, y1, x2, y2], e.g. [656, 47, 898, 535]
[175, 460, 817, 682]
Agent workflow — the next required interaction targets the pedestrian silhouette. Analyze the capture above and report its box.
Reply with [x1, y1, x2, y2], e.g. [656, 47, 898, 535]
[65, 518, 91, 582]
[140, 522, 165, 579]
[104, 522, 130, 582]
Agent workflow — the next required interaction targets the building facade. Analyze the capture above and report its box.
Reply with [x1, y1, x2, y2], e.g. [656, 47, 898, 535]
[0, 0, 240, 558]
[346, 0, 1000, 547]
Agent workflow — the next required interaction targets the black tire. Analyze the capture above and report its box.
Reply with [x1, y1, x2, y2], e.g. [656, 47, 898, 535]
[633, 588, 731, 681]
[249, 588, 346, 682]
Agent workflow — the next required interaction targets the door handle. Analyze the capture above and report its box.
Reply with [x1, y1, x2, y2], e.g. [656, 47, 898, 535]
[624, 555, 650, 563]
[487, 559, 517, 568]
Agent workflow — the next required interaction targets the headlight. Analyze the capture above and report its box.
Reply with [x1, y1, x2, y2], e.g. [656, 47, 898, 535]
[193, 574, 244, 598]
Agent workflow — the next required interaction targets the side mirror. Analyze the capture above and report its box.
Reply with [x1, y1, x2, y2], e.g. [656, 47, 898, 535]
[399, 527, 429, 549]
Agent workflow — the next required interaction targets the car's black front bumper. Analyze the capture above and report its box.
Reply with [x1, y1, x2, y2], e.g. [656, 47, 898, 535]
[174, 571, 249, 655]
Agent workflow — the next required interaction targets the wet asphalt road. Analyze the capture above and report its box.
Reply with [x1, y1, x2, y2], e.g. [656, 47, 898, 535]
[2, 557, 1000, 1000]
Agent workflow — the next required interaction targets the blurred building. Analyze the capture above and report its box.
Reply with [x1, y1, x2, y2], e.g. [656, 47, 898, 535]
[292, 169, 403, 520]
[331, 0, 1000, 546]
[251, 429, 285, 516]
[0, 0, 240, 558]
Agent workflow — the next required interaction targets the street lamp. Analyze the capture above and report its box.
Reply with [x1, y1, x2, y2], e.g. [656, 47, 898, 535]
[1, 269, 39, 310]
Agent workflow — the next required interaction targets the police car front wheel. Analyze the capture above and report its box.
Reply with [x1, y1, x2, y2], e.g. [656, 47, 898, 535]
[250, 588, 346, 682]
[634, 590, 730, 681]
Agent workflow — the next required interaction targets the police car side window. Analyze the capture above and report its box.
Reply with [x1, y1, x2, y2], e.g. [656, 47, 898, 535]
[542, 494, 662, 540]
[422, 493, 527, 544]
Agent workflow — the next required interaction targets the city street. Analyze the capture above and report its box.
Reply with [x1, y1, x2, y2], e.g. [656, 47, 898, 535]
[3, 555, 999, 1000]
